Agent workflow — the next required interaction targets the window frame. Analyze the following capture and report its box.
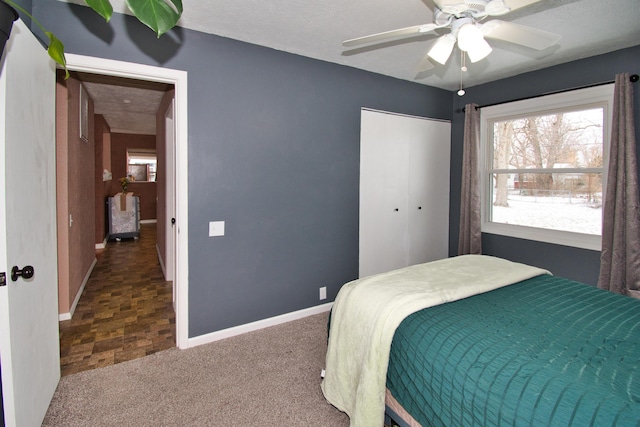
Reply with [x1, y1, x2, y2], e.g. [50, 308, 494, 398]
[479, 84, 614, 251]
[126, 149, 157, 182]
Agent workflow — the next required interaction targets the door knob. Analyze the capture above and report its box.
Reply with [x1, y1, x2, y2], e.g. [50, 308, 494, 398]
[11, 265, 34, 282]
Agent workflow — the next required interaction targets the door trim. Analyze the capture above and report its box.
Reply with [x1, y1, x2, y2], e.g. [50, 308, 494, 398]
[164, 99, 176, 285]
[64, 54, 190, 349]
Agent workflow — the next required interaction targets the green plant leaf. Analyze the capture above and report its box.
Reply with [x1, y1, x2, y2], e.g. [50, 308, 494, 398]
[45, 32, 69, 79]
[125, 0, 183, 37]
[84, 0, 114, 22]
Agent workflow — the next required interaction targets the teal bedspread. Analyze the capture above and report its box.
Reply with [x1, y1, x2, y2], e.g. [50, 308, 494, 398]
[387, 275, 640, 426]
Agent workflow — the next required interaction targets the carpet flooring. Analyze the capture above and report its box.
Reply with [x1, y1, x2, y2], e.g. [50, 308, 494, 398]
[43, 312, 350, 426]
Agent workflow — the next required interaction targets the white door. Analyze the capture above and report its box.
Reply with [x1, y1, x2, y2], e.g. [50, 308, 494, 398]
[0, 20, 60, 427]
[408, 119, 451, 265]
[359, 110, 410, 277]
[359, 109, 450, 278]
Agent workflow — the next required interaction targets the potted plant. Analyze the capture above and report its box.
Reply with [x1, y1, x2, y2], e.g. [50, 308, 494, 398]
[0, 0, 182, 75]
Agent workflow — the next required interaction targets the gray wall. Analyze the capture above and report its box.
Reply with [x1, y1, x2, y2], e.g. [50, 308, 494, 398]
[33, 1, 452, 336]
[31, 1, 638, 336]
[448, 45, 640, 286]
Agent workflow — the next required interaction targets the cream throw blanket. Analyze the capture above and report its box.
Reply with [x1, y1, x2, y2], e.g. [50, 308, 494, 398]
[321, 255, 550, 427]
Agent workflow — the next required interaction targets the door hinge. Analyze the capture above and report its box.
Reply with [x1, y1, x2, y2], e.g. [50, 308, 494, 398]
[0, 272, 6, 287]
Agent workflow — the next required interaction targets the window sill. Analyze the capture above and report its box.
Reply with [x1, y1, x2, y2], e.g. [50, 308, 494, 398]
[482, 222, 601, 251]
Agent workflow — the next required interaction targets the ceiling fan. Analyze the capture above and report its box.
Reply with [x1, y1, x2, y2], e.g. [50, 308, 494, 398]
[343, 0, 561, 71]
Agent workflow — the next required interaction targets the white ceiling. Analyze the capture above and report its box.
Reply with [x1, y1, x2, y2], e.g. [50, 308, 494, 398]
[71, 0, 640, 134]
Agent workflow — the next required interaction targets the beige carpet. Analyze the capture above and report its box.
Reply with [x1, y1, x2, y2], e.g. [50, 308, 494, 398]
[43, 312, 349, 426]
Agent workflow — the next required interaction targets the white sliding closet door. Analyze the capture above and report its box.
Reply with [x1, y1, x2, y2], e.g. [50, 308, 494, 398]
[359, 109, 450, 278]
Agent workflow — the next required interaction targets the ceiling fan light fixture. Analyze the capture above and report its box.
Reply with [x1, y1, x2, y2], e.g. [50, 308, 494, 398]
[427, 35, 456, 64]
[457, 23, 483, 52]
[467, 37, 493, 62]
[457, 23, 493, 63]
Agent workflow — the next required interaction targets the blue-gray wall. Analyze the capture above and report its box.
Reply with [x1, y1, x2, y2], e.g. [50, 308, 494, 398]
[448, 45, 640, 286]
[30, 0, 640, 336]
[32, 1, 452, 336]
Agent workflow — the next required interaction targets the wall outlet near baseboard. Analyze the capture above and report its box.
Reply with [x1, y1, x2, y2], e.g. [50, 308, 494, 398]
[319, 286, 327, 300]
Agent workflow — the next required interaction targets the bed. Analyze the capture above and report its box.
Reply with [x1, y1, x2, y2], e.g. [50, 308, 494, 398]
[321, 255, 640, 427]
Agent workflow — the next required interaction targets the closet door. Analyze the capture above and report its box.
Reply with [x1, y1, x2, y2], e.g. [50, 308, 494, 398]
[359, 109, 450, 278]
[407, 119, 451, 266]
[359, 110, 410, 277]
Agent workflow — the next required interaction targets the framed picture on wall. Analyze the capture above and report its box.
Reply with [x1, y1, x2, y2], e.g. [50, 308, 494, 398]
[79, 84, 89, 142]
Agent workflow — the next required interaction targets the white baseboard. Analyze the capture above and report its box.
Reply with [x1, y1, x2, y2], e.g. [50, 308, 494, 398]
[186, 302, 333, 349]
[95, 237, 107, 250]
[140, 219, 157, 224]
[156, 243, 166, 278]
[59, 257, 97, 322]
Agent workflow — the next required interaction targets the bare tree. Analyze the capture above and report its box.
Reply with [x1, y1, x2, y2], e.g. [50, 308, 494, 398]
[492, 109, 603, 206]
[493, 121, 512, 206]
[526, 116, 554, 191]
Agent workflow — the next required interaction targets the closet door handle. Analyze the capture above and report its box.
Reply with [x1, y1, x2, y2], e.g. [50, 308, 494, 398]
[418, 206, 422, 210]
[394, 208, 399, 212]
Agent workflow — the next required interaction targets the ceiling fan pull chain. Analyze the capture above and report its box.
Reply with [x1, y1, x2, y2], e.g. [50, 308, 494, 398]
[458, 51, 467, 96]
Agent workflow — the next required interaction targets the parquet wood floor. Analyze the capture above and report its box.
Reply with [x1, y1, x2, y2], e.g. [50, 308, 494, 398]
[59, 223, 175, 376]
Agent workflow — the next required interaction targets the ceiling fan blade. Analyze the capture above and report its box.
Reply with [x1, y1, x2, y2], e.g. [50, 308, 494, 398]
[343, 24, 437, 48]
[482, 20, 561, 50]
[503, 0, 544, 12]
[434, 0, 542, 15]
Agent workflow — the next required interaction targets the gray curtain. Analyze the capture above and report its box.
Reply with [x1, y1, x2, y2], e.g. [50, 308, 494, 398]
[458, 103, 482, 255]
[598, 73, 640, 298]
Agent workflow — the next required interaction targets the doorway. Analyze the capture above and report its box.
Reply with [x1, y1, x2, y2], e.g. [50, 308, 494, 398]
[55, 55, 189, 372]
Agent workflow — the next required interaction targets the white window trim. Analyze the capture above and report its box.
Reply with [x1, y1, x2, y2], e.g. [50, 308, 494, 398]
[479, 84, 614, 251]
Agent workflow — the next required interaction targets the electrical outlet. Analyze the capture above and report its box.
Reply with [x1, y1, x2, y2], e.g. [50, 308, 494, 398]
[319, 286, 327, 300]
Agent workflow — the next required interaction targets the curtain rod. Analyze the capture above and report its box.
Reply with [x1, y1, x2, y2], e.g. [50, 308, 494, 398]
[461, 74, 639, 113]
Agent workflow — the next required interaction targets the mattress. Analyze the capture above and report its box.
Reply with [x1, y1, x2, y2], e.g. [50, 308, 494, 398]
[386, 274, 640, 426]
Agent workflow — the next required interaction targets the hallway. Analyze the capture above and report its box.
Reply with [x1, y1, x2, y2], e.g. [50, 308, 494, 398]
[59, 223, 176, 376]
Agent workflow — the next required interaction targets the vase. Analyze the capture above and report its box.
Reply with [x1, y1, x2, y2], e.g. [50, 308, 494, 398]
[0, 1, 18, 59]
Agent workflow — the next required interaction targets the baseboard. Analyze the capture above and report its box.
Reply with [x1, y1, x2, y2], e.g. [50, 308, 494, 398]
[59, 257, 97, 322]
[186, 302, 333, 349]
[156, 243, 166, 278]
[140, 219, 157, 224]
[95, 237, 107, 250]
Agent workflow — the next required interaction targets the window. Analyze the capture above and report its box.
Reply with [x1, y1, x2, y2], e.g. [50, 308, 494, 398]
[480, 85, 614, 250]
[127, 149, 157, 182]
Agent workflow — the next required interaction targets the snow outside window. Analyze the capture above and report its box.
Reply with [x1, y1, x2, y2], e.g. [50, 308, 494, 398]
[480, 84, 614, 251]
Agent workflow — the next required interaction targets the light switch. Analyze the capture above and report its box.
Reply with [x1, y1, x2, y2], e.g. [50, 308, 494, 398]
[209, 221, 225, 237]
